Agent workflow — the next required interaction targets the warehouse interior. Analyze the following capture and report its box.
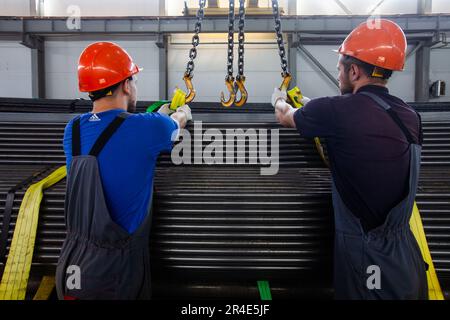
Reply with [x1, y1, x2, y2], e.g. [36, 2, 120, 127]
[0, 0, 450, 301]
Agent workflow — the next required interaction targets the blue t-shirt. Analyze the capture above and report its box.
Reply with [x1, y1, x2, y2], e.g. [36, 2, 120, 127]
[63, 109, 178, 234]
[294, 85, 422, 232]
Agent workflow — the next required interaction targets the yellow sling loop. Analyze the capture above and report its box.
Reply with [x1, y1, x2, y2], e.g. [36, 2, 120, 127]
[170, 88, 187, 111]
[32, 276, 55, 300]
[0, 166, 67, 300]
[287, 87, 329, 167]
[410, 202, 444, 299]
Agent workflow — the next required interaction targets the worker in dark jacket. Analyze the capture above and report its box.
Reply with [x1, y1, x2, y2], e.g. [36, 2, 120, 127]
[272, 19, 428, 299]
[55, 42, 191, 299]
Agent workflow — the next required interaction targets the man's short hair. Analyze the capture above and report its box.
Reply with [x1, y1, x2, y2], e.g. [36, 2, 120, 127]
[341, 55, 393, 80]
[88, 76, 133, 102]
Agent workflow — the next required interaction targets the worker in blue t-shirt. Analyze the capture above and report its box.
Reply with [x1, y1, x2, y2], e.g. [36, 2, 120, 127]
[56, 42, 191, 299]
[272, 20, 427, 299]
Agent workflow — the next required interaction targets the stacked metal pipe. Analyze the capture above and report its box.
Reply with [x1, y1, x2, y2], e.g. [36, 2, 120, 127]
[0, 101, 449, 298]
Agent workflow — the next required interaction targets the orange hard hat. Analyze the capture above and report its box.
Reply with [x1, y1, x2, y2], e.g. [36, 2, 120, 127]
[78, 42, 141, 92]
[338, 19, 407, 71]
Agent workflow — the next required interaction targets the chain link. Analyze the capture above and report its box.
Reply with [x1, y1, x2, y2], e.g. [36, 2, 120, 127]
[237, 0, 245, 78]
[185, 0, 206, 78]
[225, 0, 235, 80]
[271, 0, 288, 77]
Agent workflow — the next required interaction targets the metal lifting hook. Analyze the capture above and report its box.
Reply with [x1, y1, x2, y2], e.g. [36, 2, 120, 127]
[183, 73, 196, 103]
[234, 76, 248, 107]
[279, 72, 292, 92]
[221, 76, 236, 108]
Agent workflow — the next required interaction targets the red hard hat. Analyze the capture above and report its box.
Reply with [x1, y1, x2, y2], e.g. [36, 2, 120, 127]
[338, 19, 407, 71]
[78, 42, 141, 92]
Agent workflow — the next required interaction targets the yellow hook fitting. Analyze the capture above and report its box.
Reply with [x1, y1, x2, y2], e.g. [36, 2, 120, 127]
[279, 72, 292, 92]
[183, 73, 196, 103]
[221, 76, 236, 108]
[234, 76, 248, 107]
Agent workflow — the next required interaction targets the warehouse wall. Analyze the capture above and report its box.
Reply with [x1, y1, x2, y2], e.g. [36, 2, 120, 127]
[430, 48, 450, 103]
[433, 0, 450, 13]
[168, 34, 282, 104]
[42, 0, 160, 16]
[298, 0, 417, 15]
[0, 41, 32, 98]
[296, 45, 339, 99]
[168, 0, 288, 15]
[0, 38, 448, 103]
[0, 0, 30, 16]
[44, 39, 160, 101]
[2, 0, 450, 17]
[296, 45, 417, 102]
[168, 35, 419, 103]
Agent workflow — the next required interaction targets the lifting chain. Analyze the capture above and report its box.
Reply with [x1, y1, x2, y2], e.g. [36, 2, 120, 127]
[271, 0, 291, 91]
[183, 0, 206, 103]
[272, 1, 329, 167]
[234, 0, 248, 107]
[221, 0, 248, 107]
[221, 0, 236, 107]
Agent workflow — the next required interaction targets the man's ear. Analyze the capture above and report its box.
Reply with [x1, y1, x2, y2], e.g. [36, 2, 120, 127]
[350, 64, 361, 82]
[122, 79, 131, 95]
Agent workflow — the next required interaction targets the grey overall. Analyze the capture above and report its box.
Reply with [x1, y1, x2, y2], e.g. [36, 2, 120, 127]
[56, 112, 153, 300]
[332, 91, 428, 299]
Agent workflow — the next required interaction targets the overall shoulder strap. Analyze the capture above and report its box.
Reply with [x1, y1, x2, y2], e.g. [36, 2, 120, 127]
[360, 91, 416, 144]
[71, 116, 82, 156]
[89, 112, 132, 157]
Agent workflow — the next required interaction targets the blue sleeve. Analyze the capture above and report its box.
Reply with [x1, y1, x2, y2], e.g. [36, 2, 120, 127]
[293, 97, 336, 138]
[138, 113, 179, 154]
[63, 119, 74, 174]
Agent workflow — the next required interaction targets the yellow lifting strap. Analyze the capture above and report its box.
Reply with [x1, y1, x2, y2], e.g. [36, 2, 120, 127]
[288, 86, 330, 167]
[410, 202, 444, 300]
[32, 276, 55, 300]
[0, 166, 67, 300]
[170, 88, 187, 111]
[287, 87, 303, 108]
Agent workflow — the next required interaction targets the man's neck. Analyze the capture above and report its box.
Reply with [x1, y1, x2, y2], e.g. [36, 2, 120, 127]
[352, 79, 386, 94]
[92, 100, 126, 114]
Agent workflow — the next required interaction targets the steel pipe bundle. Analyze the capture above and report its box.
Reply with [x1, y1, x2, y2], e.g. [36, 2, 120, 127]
[0, 102, 449, 298]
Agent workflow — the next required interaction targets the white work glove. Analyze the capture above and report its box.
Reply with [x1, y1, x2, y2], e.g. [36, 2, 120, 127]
[271, 87, 287, 108]
[175, 104, 192, 122]
[300, 96, 311, 106]
[157, 103, 175, 115]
